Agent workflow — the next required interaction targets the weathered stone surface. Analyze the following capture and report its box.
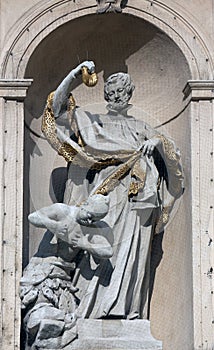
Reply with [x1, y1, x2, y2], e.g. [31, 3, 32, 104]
[66, 319, 162, 349]
[35, 325, 77, 349]
[27, 304, 65, 332]
[37, 319, 65, 340]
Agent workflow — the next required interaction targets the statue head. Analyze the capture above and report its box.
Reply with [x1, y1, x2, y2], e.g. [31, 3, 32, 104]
[104, 72, 135, 111]
[97, 0, 128, 14]
[77, 194, 109, 225]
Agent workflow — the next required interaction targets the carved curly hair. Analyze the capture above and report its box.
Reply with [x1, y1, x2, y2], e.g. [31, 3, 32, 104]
[104, 72, 135, 102]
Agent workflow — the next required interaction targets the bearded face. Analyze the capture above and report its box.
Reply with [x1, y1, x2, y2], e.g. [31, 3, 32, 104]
[97, 0, 128, 14]
[105, 81, 132, 111]
[104, 73, 135, 111]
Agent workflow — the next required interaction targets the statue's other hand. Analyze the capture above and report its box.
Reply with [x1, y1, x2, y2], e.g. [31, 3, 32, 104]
[70, 232, 90, 250]
[59, 223, 68, 234]
[141, 138, 160, 157]
[48, 222, 68, 239]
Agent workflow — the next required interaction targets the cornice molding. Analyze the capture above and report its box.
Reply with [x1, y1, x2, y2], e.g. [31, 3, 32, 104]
[0, 79, 33, 99]
[183, 80, 214, 100]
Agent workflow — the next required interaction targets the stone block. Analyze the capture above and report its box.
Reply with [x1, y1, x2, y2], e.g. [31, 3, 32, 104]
[67, 319, 162, 349]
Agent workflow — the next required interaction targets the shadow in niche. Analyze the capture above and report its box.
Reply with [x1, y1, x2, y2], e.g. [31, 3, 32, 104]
[34, 230, 57, 258]
[24, 13, 159, 119]
[148, 231, 164, 319]
[49, 167, 67, 203]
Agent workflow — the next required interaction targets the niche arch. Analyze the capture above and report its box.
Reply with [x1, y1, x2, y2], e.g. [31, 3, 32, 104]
[1, 0, 214, 80]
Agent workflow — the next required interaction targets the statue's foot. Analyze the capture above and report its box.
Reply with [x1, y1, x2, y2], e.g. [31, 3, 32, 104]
[127, 311, 140, 320]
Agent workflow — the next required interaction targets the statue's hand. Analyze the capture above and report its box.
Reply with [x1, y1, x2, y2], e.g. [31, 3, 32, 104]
[141, 138, 161, 157]
[70, 232, 90, 250]
[57, 222, 68, 234]
[73, 60, 95, 77]
[48, 222, 68, 238]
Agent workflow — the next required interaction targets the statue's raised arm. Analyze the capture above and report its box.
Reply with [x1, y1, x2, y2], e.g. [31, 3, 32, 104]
[52, 60, 96, 118]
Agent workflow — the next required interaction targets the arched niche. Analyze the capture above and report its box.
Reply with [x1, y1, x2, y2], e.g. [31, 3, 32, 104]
[2, 0, 213, 80]
[23, 12, 193, 350]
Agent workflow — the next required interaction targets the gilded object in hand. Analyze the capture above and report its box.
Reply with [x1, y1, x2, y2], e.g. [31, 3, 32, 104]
[81, 66, 98, 87]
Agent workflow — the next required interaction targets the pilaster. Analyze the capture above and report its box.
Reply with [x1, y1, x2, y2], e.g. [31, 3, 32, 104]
[184, 80, 214, 349]
[0, 79, 32, 350]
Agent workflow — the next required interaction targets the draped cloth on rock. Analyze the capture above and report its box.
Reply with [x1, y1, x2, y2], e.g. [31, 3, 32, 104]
[42, 93, 184, 320]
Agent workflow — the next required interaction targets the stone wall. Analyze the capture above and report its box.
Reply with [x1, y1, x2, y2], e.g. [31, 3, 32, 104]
[0, 1, 213, 349]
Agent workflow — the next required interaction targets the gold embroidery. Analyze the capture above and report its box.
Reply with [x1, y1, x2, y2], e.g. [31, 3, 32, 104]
[94, 151, 141, 195]
[59, 141, 122, 169]
[155, 207, 170, 234]
[128, 160, 146, 196]
[156, 135, 179, 162]
[41, 92, 63, 152]
[154, 199, 176, 234]
[67, 94, 76, 112]
[128, 182, 140, 196]
[156, 134, 183, 198]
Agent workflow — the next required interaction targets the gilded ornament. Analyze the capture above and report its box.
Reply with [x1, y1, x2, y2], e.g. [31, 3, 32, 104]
[81, 66, 98, 87]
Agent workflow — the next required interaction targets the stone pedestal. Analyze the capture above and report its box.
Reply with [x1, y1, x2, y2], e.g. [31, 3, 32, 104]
[66, 319, 162, 350]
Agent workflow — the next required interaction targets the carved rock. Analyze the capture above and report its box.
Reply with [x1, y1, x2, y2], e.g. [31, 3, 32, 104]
[36, 319, 65, 340]
[25, 304, 65, 334]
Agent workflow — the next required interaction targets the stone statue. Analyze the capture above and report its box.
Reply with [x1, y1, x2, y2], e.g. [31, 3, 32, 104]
[21, 60, 184, 349]
[28, 194, 112, 259]
[96, 0, 128, 14]
[20, 194, 112, 349]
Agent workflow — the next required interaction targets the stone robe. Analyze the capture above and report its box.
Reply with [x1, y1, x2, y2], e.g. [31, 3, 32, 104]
[56, 105, 183, 320]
